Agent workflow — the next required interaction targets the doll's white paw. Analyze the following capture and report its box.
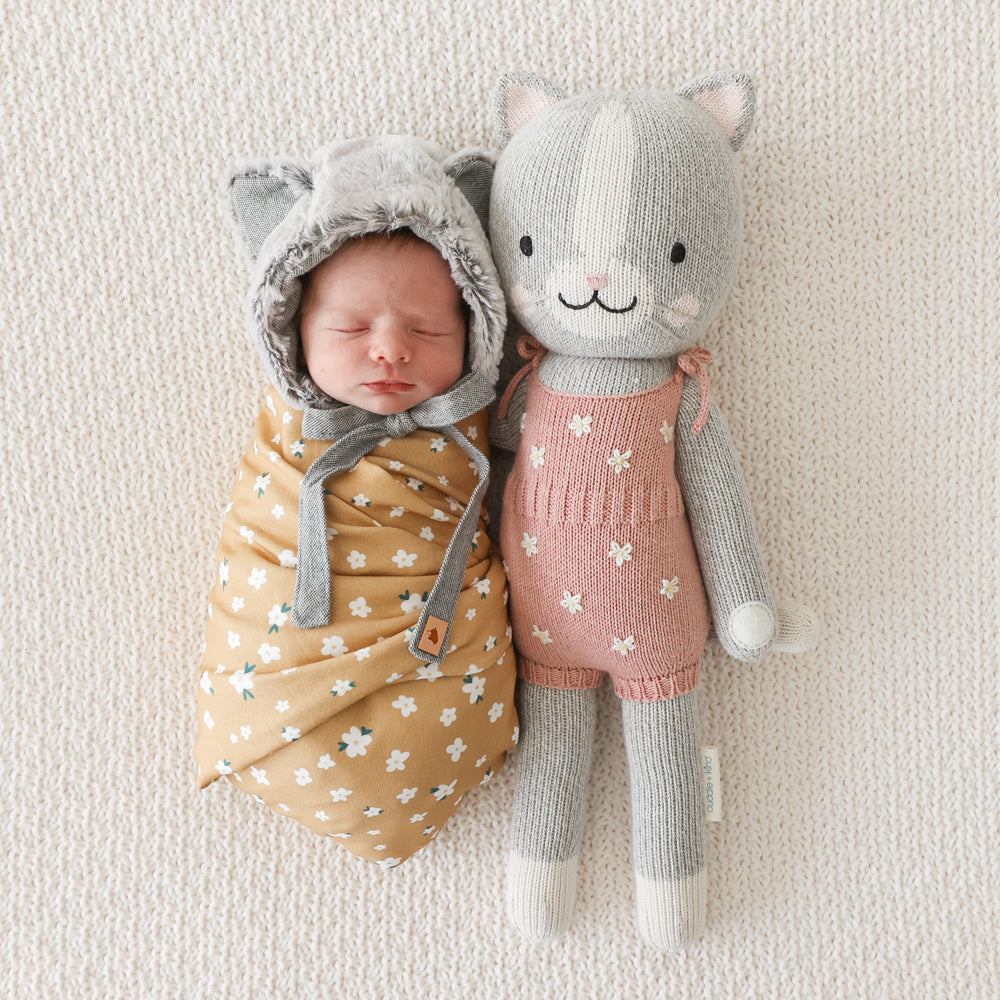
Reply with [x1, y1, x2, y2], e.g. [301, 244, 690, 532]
[634, 870, 706, 952]
[729, 601, 776, 649]
[506, 853, 578, 941]
[771, 600, 820, 653]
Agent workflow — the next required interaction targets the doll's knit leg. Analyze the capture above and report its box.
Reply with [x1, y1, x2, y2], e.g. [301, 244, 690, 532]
[506, 682, 597, 941]
[622, 692, 706, 952]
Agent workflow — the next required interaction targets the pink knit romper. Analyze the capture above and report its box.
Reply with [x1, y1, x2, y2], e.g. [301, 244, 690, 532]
[500, 367, 710, 702]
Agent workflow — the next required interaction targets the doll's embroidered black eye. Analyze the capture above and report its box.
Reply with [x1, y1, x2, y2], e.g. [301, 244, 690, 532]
[670, 242, 686, 264]
[519, 235, 533, 256]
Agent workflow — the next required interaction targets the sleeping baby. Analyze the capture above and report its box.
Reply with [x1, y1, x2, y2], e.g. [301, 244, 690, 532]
[193, 136, 517, 868]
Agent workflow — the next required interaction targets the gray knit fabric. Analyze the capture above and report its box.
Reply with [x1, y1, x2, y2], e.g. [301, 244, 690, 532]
[490, 71, 777, 951]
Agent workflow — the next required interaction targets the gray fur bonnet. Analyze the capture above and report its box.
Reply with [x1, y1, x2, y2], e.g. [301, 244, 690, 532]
[229, 135, 507, 410]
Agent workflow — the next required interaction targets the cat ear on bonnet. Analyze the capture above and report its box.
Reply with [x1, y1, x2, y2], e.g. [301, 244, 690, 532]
[228, 160, 313, 260]
[444, 150, 494, 233]
[492, 72, 569, 146]
[678, 72, 757, 150]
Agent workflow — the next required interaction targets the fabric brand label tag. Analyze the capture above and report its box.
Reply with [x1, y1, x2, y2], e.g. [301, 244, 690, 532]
[702, 746, 722, 822]
[417, 616, 449, 656]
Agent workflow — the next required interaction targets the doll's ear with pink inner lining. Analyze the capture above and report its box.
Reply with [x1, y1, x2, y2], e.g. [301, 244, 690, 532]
[678, 72, 757, 150]
[493, 72, 569, 146]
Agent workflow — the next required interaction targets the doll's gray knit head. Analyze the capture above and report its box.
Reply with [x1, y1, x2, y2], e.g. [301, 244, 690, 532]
[229, 135, 506, 409]
[490, 73, 755, 361]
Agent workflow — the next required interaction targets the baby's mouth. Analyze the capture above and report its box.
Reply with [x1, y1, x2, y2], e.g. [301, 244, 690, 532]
[364, 380, 415, 392]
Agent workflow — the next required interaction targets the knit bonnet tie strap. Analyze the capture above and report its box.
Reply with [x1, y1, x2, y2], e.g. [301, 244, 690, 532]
[496, 335, 548, 420]
[677, 346, 714, 435]
[292, 371, 494, 666]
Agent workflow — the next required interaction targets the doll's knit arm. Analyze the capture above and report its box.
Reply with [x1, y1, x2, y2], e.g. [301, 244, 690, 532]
[675, 375, 776, 662]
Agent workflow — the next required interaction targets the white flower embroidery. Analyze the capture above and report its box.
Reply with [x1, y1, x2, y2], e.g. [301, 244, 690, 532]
[386, 750, 410, 773]
[291, 438, 305, 457]
[475, 578, 491, 598]
[390, 506, 405, 518]
[660, 577, 680, 599]
[254, 473, 271, 497]
[322, 635, 348, 656]
[275, 700, 290, 713]
[388, 460, 404, 471]
[314, 810, 329, 822]
[419, 526, 434, 541]
[529, 445, 545, 468]
[231, 597, 244, 613]
[250, 765, 269, 785]
[317, 754, 335, 770]
[329, 788, 353, 802]
[521, 532, 539, 557]
[354, 646, 371, 661]
[560, 591, 583, 614]
[227, 631, 240, 650]
[392, 695, 417, 717]
[568, 413, 593, 437]
[532, 625, 553, 645]
[271, 504, 285, 520]
[349, 597, 372, 618]
[248, 567, 267, 590]
[392, 549, 417, 568]
[440, 707, 457, 727]
[352, 494, 371, 507]
[488, 702, 504, 723]
[219, 561, 230, 586]
[278, 549, 297, 568]
[239, 526, 255, 545]
[465, 608, 477, 621]
[608, 448, 632, 475]
[397, 787, 418, 804]
[612, 635, 636, 656]
[446, 738, 468, 762]
[294, 768, 312, 786]
[330, 679, 354, 697]
[346, 550, 367, 570]
[608, 541, 633, 567]
[281, 726, 301, 742]
[660, 420, 675, 444]
[268, 604, 289, 630]
[430, 436, 448, 452]
[431, 509, 450, 522]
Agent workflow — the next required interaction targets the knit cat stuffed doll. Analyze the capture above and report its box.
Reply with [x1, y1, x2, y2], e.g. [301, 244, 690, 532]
[489, 72, 816, 950]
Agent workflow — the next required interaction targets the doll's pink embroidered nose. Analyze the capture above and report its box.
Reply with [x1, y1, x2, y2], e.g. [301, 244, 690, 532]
[586, 273, 608, 290]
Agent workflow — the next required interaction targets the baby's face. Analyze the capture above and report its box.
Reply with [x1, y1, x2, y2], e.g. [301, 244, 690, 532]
[299, 235, 467, 414]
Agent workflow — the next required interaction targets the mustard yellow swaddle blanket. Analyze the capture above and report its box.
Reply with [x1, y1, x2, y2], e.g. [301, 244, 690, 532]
[195, 392, 515, 866]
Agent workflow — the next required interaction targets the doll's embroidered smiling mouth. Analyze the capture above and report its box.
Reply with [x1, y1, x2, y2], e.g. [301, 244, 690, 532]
[558, 290, 638, 313]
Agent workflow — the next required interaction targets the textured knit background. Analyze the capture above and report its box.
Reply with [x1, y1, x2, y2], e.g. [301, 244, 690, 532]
[2, 2, 998, 998]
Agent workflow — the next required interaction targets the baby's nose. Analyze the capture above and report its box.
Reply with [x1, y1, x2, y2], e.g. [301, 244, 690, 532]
[370, 327, 410, 363]
[586, 273, 608, 291]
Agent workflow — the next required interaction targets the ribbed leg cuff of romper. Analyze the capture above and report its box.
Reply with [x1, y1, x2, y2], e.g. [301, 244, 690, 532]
[634, 870, 707, 952]
[506, 852, 579, 942]
[518, 658, 604, 691]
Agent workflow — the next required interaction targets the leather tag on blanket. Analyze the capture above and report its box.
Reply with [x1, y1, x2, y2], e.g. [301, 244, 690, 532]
[417, 616, 449, 657]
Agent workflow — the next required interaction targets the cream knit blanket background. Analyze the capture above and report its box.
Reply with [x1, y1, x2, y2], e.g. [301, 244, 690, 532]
[3, 2, 998, 997]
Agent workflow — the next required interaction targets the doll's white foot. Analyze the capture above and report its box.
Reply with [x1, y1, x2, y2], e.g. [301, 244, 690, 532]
[506, 853, 578, 941]
[634, 870, 706, 952]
